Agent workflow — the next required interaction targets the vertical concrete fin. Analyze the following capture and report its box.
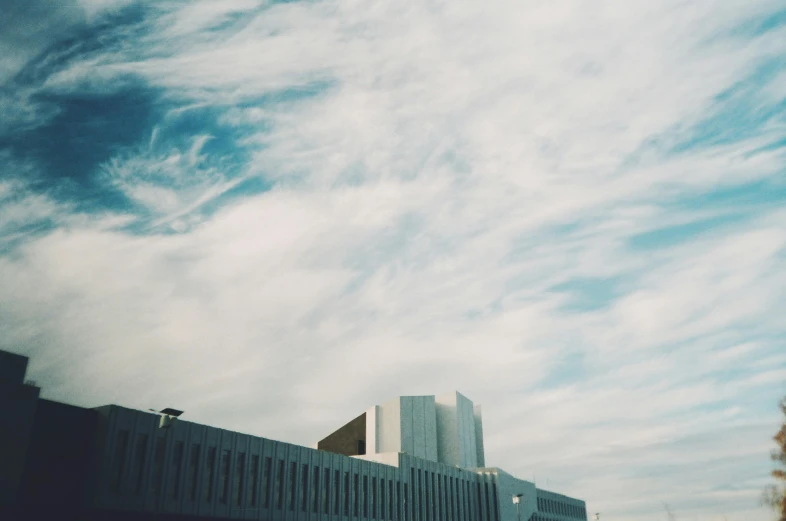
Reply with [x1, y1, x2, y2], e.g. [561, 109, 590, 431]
[456, 392, 476, 468]
[473, 404, 485, 468]
[424, 396, 438, 463]
[400, 396, 414, 456]
[366, 405, 379, 454]
[435, 391, 459, 467]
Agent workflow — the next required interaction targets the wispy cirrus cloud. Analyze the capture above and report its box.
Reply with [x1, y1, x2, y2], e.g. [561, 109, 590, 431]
[1, 1, 785, 520]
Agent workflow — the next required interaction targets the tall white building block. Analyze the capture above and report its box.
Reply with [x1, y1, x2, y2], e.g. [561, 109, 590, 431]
[399, 395, 438, 462]
[364, 391, 485, 469]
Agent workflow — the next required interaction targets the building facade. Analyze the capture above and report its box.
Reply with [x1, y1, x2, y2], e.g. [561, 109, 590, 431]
[355, 392, 485, 469]
[0, 349, 588, 521]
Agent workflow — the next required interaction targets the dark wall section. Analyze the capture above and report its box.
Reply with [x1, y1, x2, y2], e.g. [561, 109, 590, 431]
[18, 399, 100, 514]
[0, 350, 28, 384]
[0, 349, 103, 521]
[0, 351, 40, 508]
[317, 412, 366, 456]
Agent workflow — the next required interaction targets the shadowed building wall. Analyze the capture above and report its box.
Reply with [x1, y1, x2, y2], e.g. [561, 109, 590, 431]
[18, 399, 101, 516]
[0, 351, 39, 509]
[317, 412, 367, 456]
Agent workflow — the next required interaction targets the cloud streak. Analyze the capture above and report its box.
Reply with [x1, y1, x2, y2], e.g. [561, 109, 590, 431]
[0, 1, 785, 520]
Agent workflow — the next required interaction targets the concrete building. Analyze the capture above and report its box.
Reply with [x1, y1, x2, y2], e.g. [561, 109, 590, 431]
[0, 348, 588, 521]
[315, 392, 485, 470]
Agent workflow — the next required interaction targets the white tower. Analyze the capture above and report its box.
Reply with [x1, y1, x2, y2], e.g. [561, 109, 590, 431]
[363, 391, 485, 469]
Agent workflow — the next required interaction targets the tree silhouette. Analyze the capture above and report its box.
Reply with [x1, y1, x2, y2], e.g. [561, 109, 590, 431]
[764, 398, 786, 521]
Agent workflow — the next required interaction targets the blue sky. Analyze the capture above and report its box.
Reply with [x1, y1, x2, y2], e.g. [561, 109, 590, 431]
[1, 1, 785, 520]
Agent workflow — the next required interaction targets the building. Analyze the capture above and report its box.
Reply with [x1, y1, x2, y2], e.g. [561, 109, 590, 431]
[0, 348, 587, 521]
[318, 393, 485, 470]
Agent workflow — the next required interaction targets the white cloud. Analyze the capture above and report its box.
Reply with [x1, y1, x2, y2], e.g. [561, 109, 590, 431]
[157, 0, 266, 38]
[1, 1, 785, 521]
[97, 132, 246, 231]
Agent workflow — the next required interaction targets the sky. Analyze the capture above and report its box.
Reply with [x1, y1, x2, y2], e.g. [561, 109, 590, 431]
[1, 0, 785, 519]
